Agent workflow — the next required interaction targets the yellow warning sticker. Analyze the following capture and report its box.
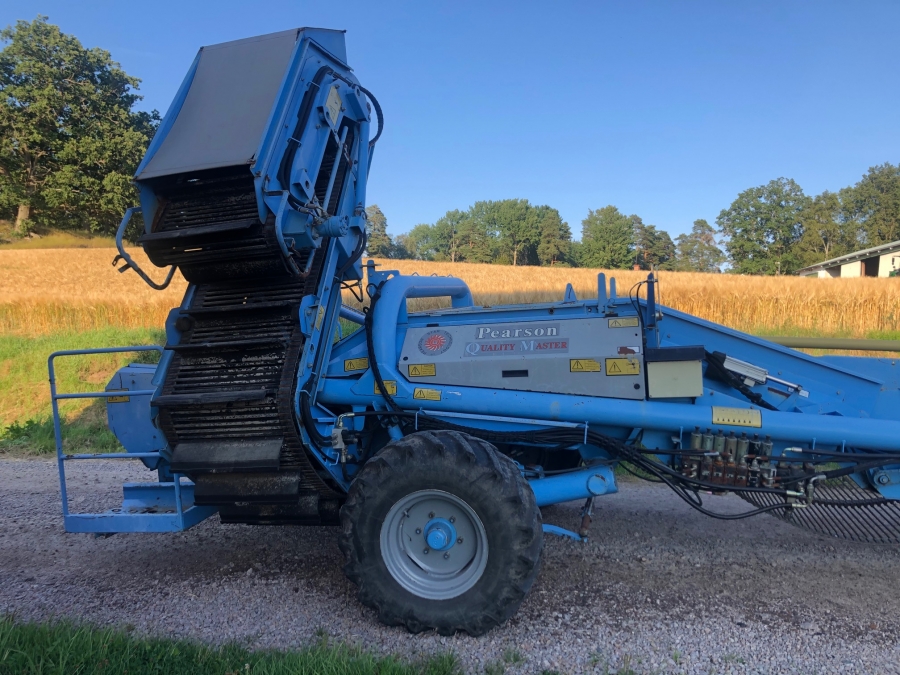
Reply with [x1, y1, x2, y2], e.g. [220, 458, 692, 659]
[408, 363, 436, 377]
[107, 389, 130, 403]
[570, 359, 601, 372]
[608, 317, 640, 328]
[712, 406, 762, 428]
[413, 387, 441, 401]
[344, 358, 369, 372]
[374, 380, 397, 396]
[315, 306, 325, 331]
[605, 358, 641, 376]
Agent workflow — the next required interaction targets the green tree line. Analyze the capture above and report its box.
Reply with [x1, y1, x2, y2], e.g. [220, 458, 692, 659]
[368, 164, 900, 275]
[3, 18, 898, 275]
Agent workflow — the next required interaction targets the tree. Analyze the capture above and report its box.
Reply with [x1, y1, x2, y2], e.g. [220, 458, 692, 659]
[365, 204, 394, 257]
[795, 191, 856, 266]
[458, 201, 499, 263]
[488, 199, 537, 266]
[716, 178, 809, 275]
[0, 16, 158, 235]
[674, 219, 726, 272]
[431, 209, 469, 262]
[535, 205, 571, 265]
[840, 163, 900, 247]
[632, 216, 675, 270]
[578, 206, 635, 269]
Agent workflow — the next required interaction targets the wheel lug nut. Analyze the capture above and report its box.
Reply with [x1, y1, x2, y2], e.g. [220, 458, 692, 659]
[428, 512, 435, 518]
[423, 548, 429, 554]
[443, 553, 450, 559]
[449, 516, 455, 523]
[415, 528, 422, 534]
[457, 537, 463, 544]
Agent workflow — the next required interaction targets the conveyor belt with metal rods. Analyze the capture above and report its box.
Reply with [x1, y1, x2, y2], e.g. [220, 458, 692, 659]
[146, 176, 342, 524]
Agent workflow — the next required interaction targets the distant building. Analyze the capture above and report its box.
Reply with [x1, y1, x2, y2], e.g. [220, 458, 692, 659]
[797, 240, 900, 278]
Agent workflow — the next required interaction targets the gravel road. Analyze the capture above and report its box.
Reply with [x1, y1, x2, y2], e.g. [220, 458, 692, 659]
[2, 457, 900, 674]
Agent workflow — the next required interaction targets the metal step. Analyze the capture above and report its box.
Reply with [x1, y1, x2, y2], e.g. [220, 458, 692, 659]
[165, 338, 287, 353]
[138, 219, 254, 242]
[181, 301, 294, 316]
[170, 439, 283, 472]
[153, 389, 272, 407]
[193, 472, 301, 505]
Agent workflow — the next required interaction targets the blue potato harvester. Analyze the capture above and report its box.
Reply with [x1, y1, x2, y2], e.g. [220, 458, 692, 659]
[49, 28, 900, 635]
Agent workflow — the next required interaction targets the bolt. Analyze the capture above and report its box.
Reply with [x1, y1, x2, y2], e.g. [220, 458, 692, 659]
[877, 474, 890, 485]
[449, 516, 455, 523]
[457, 537, 463, 544]
[423, 548, 429, 554]
[415, 528, 422, 534]
[443, 553, 450, 559]
[428, 512, 435, 518]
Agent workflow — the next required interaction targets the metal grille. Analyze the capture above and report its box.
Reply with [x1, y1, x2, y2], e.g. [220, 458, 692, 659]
[158, 187, 259, 232]
[740, 477, 900, 544]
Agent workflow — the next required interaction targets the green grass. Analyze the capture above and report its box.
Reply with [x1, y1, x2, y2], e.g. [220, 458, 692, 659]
[867, 329, 900, 341]
[0, 327, 163, 456]
[0, 617, 461, 675]
[0, 222, 117, 249]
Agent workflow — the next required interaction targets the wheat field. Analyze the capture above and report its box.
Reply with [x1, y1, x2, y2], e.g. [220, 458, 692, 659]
[1, 249, 898, 337]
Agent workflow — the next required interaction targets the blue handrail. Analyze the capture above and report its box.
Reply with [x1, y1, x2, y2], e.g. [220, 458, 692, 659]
[48, 347, 166, 520]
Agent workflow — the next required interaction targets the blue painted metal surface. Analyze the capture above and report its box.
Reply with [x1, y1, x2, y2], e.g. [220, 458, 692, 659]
[542, 524, 584, 542]
[529, 466, 618, 507]
[424, 518, 458, 551]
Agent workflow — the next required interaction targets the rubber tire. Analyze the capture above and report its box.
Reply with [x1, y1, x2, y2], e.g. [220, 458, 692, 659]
[339, 430, 543, 636]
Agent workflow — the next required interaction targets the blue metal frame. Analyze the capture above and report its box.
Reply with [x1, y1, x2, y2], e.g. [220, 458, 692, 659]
[49, 347, 217, 533]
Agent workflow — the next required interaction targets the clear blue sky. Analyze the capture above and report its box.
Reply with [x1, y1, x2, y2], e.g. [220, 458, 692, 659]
[3, 1, 899, 239]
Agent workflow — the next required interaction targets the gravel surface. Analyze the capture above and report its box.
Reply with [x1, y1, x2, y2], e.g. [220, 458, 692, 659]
[2, 457, 900, 674]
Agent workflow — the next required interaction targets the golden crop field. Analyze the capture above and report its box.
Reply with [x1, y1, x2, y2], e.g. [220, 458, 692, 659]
[0, 248, 898, 338]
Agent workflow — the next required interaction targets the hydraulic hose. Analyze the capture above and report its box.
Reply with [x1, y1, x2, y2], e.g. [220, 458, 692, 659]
[364, 281, 404, 414]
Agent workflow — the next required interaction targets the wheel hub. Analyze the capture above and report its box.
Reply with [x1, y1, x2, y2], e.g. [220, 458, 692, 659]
[424, 517, 457, 551]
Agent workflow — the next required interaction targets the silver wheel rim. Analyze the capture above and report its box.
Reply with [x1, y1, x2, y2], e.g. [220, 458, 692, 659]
[379, 489, 488, 600]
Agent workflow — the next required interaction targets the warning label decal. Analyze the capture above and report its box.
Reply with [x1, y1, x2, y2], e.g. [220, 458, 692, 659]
[712, 406, 762, 428]
[344, 358, 369, 372]
[413, 387, 441, 401]
[374, 380, 397, 396]
[608, 317, 640, 328]
[408, 363, 436, 377]
[107, 389, 130, 403]
[605, 358, 641, 376]
[570, 359, 601, 372]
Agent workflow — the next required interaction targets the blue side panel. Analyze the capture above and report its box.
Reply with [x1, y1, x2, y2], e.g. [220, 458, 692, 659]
[106, 364, 167, 469]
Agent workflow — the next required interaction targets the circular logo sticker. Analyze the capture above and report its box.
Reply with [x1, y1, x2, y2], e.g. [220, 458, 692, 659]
[418, 329, 453, 356]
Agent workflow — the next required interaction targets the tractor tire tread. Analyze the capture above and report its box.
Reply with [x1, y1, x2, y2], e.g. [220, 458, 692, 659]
[339, 430, 542, 636]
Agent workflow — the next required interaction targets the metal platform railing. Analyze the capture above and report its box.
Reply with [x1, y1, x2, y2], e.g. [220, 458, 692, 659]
[49, 347, 216, 533]
[766, 336, 900, 352]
